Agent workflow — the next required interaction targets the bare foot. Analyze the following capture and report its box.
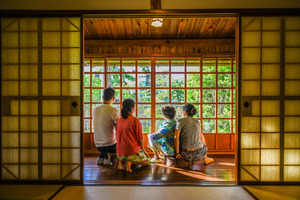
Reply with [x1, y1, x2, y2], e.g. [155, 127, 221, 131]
[204, 157, 214, 165]
[126, 161, 132, 173]
[117, 160, 125, 170]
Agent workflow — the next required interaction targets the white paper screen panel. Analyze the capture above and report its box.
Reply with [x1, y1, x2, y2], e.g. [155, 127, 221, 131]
[284, 17, 300, 182]
[285, 64, 300, 79]
[20, 65, 38, 79]
[262, 64, 280, 79]
[240, 16, 300, 183]
[1, 17, 82, 182]
[2, 65, 18, 79]
[1, 33, 18, 47]
[1, 49, 19, 64]
[20, 32, 38, 47]
[42, 65, 61, 79]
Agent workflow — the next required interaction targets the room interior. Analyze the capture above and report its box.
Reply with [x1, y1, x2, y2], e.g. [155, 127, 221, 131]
[82, 16, 237, 184]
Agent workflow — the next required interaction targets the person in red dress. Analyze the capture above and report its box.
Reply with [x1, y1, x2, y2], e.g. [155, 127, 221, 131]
[116, 99, 150, 173]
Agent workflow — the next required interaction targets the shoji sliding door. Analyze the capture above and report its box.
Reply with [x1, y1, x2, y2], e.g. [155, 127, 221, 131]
[1, 17, 83, 182]
[239, 16, 300, 183]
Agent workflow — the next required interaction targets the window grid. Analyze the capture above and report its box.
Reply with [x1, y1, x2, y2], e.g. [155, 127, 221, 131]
[84, 57, 236, 136]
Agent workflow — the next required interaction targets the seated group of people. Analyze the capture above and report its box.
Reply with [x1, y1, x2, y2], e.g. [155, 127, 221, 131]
[93, 87, 214, 173]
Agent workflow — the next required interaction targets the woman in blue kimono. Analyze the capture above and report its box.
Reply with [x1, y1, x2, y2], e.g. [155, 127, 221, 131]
[148, 105, 176, 163]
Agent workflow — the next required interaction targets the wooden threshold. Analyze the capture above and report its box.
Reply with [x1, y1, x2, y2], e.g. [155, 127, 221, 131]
[84, 180, 236, 186]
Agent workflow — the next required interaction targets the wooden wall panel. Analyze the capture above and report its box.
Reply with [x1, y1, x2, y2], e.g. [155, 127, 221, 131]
[84, 39, 235, 57]
[216, 134, 231, 150]
[203, 134, 216, 151]
[231, 134, 236, 150]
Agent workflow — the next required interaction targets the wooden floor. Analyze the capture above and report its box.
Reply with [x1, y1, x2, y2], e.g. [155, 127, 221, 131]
[84, 155, 235, 185]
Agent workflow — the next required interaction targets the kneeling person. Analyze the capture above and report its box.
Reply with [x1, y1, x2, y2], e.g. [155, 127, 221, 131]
[93, 87, 120, 165]
[116, 99, 150, 173]
[148, 105, 176, 163]
[175, 103, 214, 167]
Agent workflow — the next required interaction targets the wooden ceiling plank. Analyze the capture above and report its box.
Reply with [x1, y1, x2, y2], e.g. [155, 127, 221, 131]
[153, 19, 161, 39]
[88, 19, 102, 39]
[147, 18, 151, 38]
[176, 19, 184, 39]
[92, 19, 105, 39]
[125, 18, 134, 39]
[133, 18, 142, 39]
[219, 18, 236, 38]
[227, 20, 236, 38]
[83, 21, 91, 39]
[199, 18, 212, 38]
[84, 17, 236, 40]
[206, 18, 221, 38]
[139, 18, 147, 39]
[179, 18, 189, 39]
[107, 19, 115, 39]
[170, 18, 179, 39]
[108, 19, 117, 39]
[190, 18, 203, 38]
[161, 18, 172, 39]
[116, 19, 126, 39]
[83, 23, 91, 39]
[188, 18, 197, 38]
[213, 18, 229, 38]
[113, 19, 121, 38]
[101, 19, 113, 39]
[131, 18, 137, 38]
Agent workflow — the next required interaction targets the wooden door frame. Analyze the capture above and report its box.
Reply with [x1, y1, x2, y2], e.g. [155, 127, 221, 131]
[82, 12, 239, 185]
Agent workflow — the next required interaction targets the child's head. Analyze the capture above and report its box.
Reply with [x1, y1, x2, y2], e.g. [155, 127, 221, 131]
[121, 99, 135, 119]
[161, 105, 176, 120]
[103, 87, 115, 102]
[183, 103, 197, 117]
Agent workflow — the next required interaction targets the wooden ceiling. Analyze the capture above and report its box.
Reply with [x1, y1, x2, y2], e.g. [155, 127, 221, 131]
[84, 18, 236, 40]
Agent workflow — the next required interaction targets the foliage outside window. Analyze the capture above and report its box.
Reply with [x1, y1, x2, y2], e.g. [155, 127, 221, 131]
[84, 57, 236, 135]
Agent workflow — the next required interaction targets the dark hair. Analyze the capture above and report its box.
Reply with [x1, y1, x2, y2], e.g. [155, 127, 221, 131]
[161, 105, 176, 119]
[121, 99, 135, 119]
[183, 103, 197, 116]
[103, 87, 115, 101]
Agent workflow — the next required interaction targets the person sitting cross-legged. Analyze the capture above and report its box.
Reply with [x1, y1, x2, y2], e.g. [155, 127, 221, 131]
[148, 105, 177, 163]
[93, 87, 120, 166]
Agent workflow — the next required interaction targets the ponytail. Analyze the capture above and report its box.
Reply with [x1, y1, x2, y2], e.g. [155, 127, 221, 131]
[121, 99, 135, 119]
[183, 103, 197, 117]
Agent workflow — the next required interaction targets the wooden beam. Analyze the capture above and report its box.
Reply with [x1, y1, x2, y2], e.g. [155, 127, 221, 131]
[85, 53, 235, 57]
[150, 0, 161, 10]
[85, 38, 235, 47]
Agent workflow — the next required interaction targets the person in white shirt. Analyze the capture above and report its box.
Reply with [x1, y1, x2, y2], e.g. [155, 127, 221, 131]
[93, 87, 120, 165]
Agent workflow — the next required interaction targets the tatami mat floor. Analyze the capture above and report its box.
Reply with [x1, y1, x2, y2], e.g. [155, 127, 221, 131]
[1, 185, 299, 200]
[52, 186, 253, 200]
[0, 184, 62, 200]
[244, 186, 300, 200]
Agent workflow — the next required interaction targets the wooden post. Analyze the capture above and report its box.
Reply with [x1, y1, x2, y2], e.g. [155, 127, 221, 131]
[151, 0, 161, 10]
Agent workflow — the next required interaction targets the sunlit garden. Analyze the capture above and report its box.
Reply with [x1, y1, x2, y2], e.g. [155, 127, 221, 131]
[84, 58, 236, 135]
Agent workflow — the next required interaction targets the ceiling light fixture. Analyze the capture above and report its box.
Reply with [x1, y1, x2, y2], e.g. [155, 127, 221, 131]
[151, 18, 163, 27]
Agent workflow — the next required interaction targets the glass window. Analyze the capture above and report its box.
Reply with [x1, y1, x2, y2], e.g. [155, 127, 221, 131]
[84, 57, 236, 135]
